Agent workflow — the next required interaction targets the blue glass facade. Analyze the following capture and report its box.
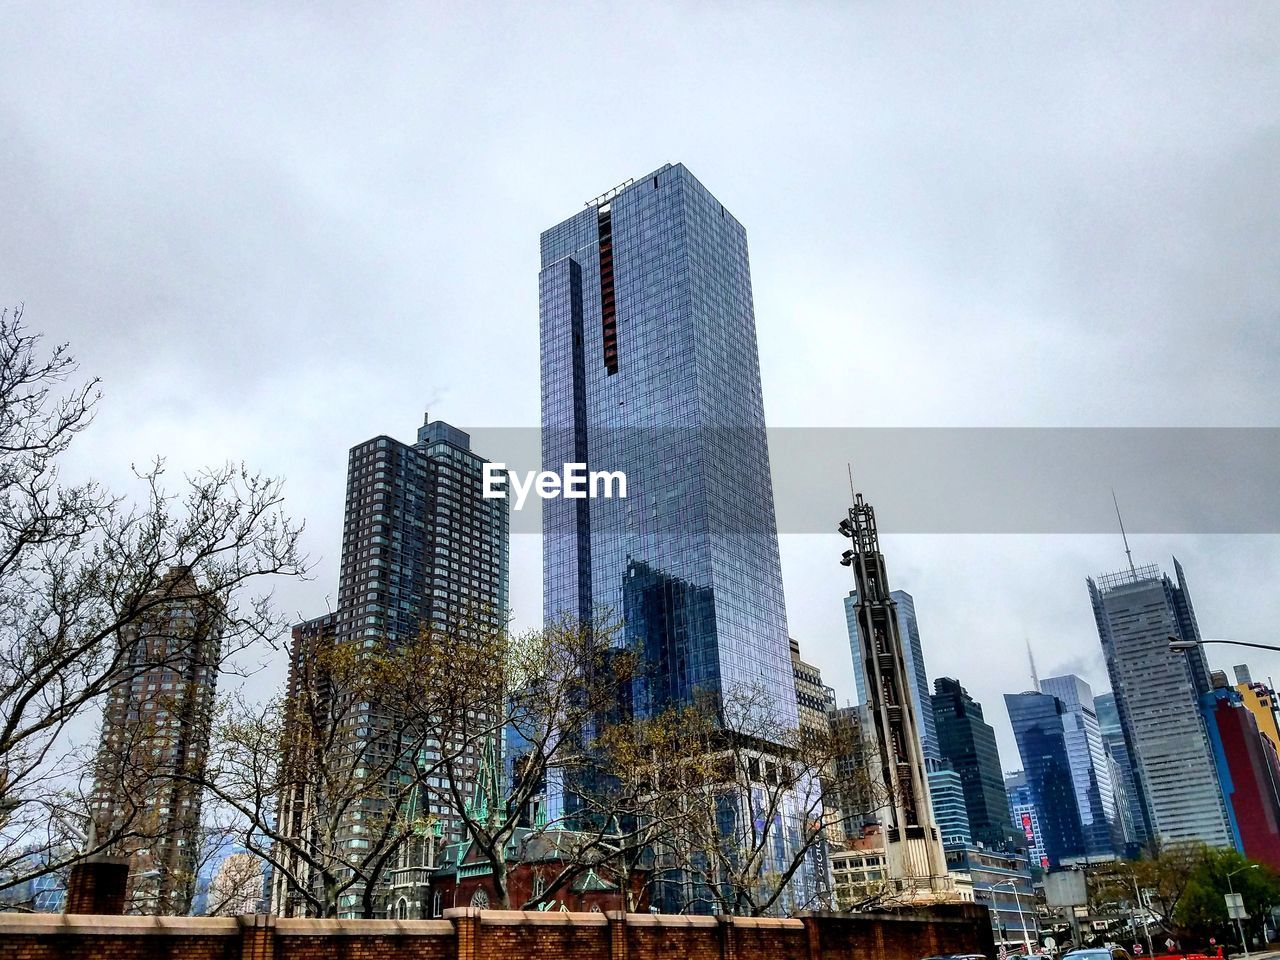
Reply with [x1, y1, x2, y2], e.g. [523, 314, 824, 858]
[1004, 691, 1086, 867]
[540, 164, 796, 722]
[845, 589, 939, 765]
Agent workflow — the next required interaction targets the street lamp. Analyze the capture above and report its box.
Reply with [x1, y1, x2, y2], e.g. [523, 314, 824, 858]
[1169, 636, 1280, 654]
[1227, 864, 1260, 959]
[991, 878, 1034, 956]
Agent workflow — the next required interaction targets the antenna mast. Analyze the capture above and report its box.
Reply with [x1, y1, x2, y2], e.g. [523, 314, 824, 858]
[1112, 488, 1137, 576]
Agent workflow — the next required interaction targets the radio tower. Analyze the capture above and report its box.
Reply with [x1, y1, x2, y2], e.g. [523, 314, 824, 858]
[839, 492, 954, 899]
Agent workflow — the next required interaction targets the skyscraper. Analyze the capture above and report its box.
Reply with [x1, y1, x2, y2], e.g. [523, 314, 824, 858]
[539, 164, 805, 911]
[932, 678, 1017, 849]
[1005, 771, 1049, 870]
[929, 766, 973, 846]
[91, 566, 223, 915]
[1036, 675, 1123, 858]
[1095, 691, 1148, 848]
[1089, 559, 1233, 847]
[791, 637, 836, 740]
[1004, 690, 1088, 867]
[539, 164, 796, 719]
[276, 419, 510, 917]
[846, 590, 939, 765]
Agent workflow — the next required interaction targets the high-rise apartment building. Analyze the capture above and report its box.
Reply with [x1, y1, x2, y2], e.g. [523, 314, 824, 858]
[828, 705, 874, 842]
[540, 163, 795, 722]
[92, 566, 224, 915]
[846, 590, 939, 765]
[932, 678, 1017, 850]
[1036, 675, 1123, 858]
[275, 419, 509, 917]
[1234, 675, 1280, 753]
[1089, 560, 1233, 847]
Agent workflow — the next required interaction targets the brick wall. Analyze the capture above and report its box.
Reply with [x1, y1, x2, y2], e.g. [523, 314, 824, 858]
[0, 904, 993, 960]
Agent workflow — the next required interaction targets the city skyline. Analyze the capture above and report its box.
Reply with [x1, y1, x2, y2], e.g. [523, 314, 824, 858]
[3, 5, 1279, 779]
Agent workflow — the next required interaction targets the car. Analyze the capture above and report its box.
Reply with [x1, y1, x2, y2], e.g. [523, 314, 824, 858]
[1063, 949, 1134, 960]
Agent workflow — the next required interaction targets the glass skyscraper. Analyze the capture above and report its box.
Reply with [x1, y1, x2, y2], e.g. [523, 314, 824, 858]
[1095, 691, 1147, 848]
[540, 164, 796, 721]
[1036, 674, 1123, 858]
[845, 589, 939, 765]
[539, 164, 805, 912]
[1089, 559, 1232, 847]
[932, 677, 1017, 850]
[1004, 690, 1088, 867]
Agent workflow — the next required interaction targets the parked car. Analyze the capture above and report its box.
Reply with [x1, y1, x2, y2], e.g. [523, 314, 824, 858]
[1063, 949, 1134, 960]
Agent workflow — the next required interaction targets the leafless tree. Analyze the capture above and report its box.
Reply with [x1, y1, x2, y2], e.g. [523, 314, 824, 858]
[0, 306, 306, 896]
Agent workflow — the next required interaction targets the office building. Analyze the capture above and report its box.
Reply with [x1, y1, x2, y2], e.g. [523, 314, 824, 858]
[91, 566, 224, 915]
[1202, 673, 1280, 869]
[932, 677, 1017, 849]
[944, 844, 1038, 950]
[1095, 692, 1146, 849]
[929, 766, 972, 845]
[276, 419, 510, 917]
[539, 164, 805, 909]
[845, 590, 939, 765]
[828, 705, 874, 842]
[540, 164, 795, 718]
[1088, 559, 1233, 847]
[1036, 675, 1123, 858]
[1004, 690, 1090, 867]
[1005, 771, 1049, 871]
[791, 637, 836, 739]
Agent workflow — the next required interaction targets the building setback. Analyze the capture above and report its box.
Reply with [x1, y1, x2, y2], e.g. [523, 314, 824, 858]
[932, 677, 1017, 850]
[91, 566, 223, 915]
[1088, 560, 1232, 847]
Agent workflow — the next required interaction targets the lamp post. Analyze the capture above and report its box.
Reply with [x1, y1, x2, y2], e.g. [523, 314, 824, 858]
[1168, 636, 1280, 654]
[1122, 872, 1155, 958]
[992, 878, 1035, 956]
[1227, 864, 1260, 958]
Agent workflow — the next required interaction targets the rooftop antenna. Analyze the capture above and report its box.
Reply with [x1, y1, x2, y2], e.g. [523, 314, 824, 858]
[847, 463, 856, 499]
[1028, 639, 1040, 691]
[1112, 488, 1137, 576]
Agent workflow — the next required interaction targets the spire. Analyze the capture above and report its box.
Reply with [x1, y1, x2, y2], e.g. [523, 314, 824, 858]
[1028, 639, 1040, 691]
[1112, 488, 1137, 576]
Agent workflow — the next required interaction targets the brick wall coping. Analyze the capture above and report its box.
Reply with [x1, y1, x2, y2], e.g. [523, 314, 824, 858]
[274, 917, 455, 935]
[0, 914, 240, 936]
[474, 909, 610, 927]
[623, 913, 720, 927]
[721, 916, 806, 930]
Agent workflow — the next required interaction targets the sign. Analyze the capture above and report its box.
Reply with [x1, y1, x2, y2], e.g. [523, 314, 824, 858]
[1044, 938, 1057, 950]
[1226, 893, 1248, 920]
[1134, 946, 1144, 955]
[1045, 870, 1088, 908]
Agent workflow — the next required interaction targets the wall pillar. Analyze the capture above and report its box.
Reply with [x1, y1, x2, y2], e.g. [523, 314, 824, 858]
[445, 906, 481, 960]
[63, 857, 130, 915]
[238, 913, 276, 960]
[607, 910, 629, 960]
[718, 915, 739, 960]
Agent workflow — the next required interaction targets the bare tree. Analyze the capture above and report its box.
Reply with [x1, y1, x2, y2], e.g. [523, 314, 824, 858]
[0, 306, 306, 896]
[647, 684, 871, 917]
[200, 617, 509, 918]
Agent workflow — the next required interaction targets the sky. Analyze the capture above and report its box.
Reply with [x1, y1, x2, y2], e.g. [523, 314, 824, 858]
[2, 2, 1278, 766]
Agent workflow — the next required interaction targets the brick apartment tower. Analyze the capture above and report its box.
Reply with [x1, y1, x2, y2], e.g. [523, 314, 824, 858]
[273, 419, 509, 918]
[91, 565, 224, 915]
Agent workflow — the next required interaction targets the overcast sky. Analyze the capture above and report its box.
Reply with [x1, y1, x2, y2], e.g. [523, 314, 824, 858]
[3, 3, 1278, 766]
